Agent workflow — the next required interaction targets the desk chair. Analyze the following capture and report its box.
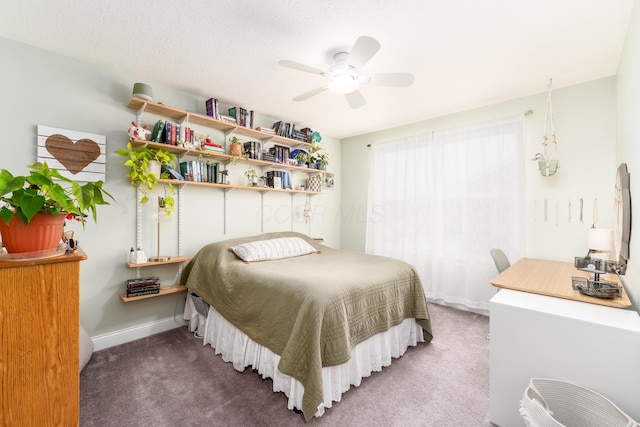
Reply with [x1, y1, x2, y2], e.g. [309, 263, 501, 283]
[490, 248, 510, 273]
[488, 248, 510, 341]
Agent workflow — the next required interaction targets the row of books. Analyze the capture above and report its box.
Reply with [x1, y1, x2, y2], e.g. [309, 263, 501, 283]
[266, 170, 293, 190]
[150, 120, 196, 146]
[268, 145, 291, 164]
[243, 141, 262, 160]
[126, 276, 161, 298]
[229, 106, 254, 129]
[272, 122, 312, 142]
[167, 159, 297, 190]
[179, 160, 227, 184]
[205, 98, 221, 120]
[205, 97, 313, 143]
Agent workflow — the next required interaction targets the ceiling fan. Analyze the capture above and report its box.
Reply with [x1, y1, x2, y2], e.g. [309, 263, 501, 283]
[278, 36, 414, 109]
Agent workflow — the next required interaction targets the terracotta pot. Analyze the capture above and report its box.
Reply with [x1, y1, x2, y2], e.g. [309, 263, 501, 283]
[0, 212, 65, 254]
[229, 143, 242, 156]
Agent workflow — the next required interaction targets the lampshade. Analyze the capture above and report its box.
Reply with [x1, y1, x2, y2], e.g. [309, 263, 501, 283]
[587, 228, 614, 251]
[132, 82, 153, 101]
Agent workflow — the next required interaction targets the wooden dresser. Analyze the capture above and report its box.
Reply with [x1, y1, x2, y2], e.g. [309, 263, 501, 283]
[0, 249, 86, 426]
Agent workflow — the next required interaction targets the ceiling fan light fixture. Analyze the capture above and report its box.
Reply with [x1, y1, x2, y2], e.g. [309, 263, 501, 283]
[328, 73, 358, 95]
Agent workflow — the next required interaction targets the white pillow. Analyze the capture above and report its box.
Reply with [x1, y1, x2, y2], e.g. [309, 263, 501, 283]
[229, 237, 317, 263]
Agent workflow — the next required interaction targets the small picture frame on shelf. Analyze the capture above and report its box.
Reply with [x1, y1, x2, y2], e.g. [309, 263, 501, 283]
[324, 173, 335, 190]
[274, 177, 282, 189]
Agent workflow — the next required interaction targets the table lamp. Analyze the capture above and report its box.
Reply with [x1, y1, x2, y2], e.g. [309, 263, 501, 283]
[572, 228, 621, 298]
[586, 228, 614, 260]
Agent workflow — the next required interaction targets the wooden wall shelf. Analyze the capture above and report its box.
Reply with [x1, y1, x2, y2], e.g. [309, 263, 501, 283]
[120, 284, 188, 302]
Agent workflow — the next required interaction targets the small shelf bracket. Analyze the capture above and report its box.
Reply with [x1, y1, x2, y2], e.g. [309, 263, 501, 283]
[135, 103, 147, 124]
[260, 192, 265, 233]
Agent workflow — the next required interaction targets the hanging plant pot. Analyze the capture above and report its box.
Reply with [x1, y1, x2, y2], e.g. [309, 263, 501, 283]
[538, 159, 559, 177]
[0, 212, 65, 254]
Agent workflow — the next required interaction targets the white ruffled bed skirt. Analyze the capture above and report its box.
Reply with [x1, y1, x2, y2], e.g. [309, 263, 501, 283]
[183, 293, 425, 418]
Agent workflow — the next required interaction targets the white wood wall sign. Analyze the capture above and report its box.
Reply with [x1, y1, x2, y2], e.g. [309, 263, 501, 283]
[37, 125, 106, 182]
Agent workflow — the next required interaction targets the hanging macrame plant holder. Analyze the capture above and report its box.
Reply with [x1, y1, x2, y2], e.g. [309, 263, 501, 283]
[533, 79, 559, 176]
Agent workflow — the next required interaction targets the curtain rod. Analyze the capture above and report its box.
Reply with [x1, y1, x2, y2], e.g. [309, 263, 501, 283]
[366, 110, 534, 147]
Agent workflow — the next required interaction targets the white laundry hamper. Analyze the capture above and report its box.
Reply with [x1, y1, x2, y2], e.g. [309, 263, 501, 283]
[520, 378, 638, 427]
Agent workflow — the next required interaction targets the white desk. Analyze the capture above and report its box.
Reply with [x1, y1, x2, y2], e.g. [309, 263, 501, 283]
[489, 289, 640, 426]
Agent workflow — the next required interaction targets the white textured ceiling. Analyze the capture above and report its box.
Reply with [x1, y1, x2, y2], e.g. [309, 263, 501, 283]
[0, 0, 634, 138]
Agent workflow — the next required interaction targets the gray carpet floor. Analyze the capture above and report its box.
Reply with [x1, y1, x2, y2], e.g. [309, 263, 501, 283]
[80, 303, 493, 426]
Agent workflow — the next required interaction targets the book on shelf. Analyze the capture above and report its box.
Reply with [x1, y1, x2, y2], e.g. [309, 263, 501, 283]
[150, 120, 165, 142]
[162, 165, 184, 180]
[268, 145, 290, 164]
[179, 160, 224, 184]
[272, 122, 312, 142]
[126, 289, 161, 298]
[219, 114, 236, 124]
[265, 170, 293, 190]
[257, 126, 275, 135]
[205, 98, 220, 120]
[202, 145, 225, 153]
[243, 141, 262, 160]
[228, 106, 254, 128]
[152, 120, 195, 145]
[126, 284, 160, 293]
[262, 152, 276, 162]
[126, 276, 160, 287]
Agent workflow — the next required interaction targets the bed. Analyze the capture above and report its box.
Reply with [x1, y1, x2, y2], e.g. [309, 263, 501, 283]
[180, 231, 433, 420]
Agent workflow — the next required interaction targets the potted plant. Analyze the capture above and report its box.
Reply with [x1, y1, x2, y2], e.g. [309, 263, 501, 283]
[116, 142, 177, 215]
[0, 161, 114, 254]
[307, 137, 328, 170]
[229, 136, 243, 157]
[293, 150, 309, 167]
[244, 166, 259, 187]
[315, 152, 329, 170]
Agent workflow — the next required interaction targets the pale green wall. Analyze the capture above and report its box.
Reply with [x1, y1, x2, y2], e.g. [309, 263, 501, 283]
[616, 0, 640, 310]
[0, 36, 341, 338]
[341, 78, 618, 262]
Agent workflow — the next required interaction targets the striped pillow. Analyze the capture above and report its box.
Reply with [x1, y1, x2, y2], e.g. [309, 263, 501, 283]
[229, 237, 317, 263]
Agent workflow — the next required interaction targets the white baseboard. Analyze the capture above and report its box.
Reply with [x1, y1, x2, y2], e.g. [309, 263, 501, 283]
[91, 316, 187, 351]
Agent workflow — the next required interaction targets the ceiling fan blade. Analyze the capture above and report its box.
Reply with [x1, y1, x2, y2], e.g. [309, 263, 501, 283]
[278, 60, 325, 75]
[347, 36, 380, 70]
[293, 85, 328, 102]
[366, 73, 415, 87]
[345, 89, 366, 109]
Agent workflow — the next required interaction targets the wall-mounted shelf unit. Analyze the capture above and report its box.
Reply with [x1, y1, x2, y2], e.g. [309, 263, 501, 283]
[121, 96, 329, 303]
[121, 253, 192, 302]
[127, 97, 322, 150]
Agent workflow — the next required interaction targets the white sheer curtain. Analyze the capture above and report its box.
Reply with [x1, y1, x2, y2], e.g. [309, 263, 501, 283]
[366, 116, 525, 313]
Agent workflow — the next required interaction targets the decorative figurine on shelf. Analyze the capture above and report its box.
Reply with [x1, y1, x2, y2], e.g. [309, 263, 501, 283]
[127, 121, 151, 141]
[60, 230, 78, 254]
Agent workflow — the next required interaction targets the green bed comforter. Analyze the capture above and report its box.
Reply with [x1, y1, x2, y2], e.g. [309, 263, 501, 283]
[181, 231, 432, 420]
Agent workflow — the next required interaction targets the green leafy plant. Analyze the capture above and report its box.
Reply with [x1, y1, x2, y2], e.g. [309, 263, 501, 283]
[307, 139, 329, 169]
[115, 142, 177, 215]
[229, 136, 243, 157]
[293, 151, 309, 167]
[0, 161, 114, 227]
[244, 166, 259, 186]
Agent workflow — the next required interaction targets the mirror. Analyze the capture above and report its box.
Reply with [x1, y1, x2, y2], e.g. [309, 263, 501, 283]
[613, 163, 631, 265]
